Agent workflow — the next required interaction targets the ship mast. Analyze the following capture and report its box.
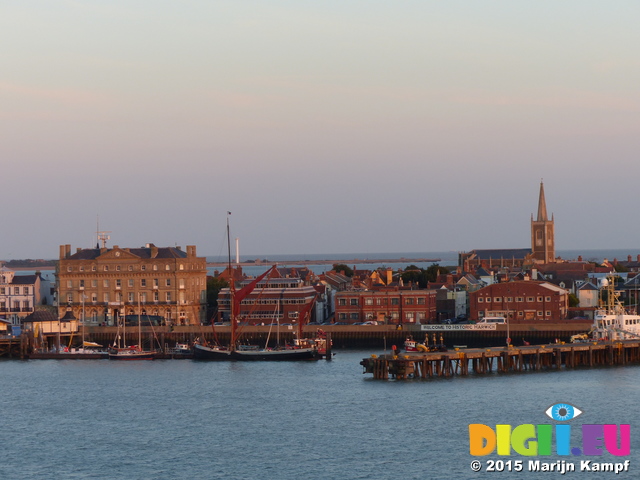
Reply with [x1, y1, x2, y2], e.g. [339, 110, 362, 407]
[227, 212, 236, 352]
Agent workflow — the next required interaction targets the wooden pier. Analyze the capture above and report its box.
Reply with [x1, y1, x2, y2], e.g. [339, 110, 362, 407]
[360, 341, 640, 380]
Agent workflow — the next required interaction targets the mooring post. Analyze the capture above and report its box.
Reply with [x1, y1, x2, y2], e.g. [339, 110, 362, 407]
[325, 332, 332, 360]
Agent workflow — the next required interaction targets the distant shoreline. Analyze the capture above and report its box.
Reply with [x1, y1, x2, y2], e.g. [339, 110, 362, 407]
[206, 258, 441, 268]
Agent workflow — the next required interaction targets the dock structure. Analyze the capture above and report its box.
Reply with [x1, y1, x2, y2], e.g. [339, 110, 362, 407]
[360, 341, 640, 380]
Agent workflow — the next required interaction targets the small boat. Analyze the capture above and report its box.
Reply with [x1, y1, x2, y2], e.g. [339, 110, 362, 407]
[108, 345, 155, 360]
[109, 297, 155, 360]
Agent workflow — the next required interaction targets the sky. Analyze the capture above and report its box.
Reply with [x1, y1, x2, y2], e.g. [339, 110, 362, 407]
[2, 1, 640, 260]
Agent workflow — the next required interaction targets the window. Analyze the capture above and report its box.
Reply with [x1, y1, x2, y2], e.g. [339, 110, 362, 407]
[154, 279, 159, 287]
[179, 264, 184, 271]
[141, 265, 146, 271]
[91, 293, 98, 302]
[92, 265, 96, 271]
[128, 279, 134, 288]
[527, 297, 534, 302]
[67, 266, 72, 272]
[494, 297, 502, 302]
[128, 292, 134, 303]
[103, 265, 108, 271]
[518, 311, 523, 317]
[365, 298, 373, 306]
[537, 297, 543, 302]
[350, 298, 358, 306]
[338, 298, 346, 306]
[166, 279, 171, 286]
[478, 297, 484, 303]
[486, 297, 491, 303]
[339, 313, 347, 320]
[516, 297, 523, 302]
[546, 311, 551, 317]
[103, 293, 110, 303]
[350, 313, 359, 320]
[391, 298, 399, 305]
[103, 279, 109, 288]
[79, 280, 85, 288]
[141, 279, 147, 287]
[140, 292, 147, 303]
[116, 265, 121, 271]
[418, 298, 425, 305]
[165, 265, 170, 271]
[67, 280, 73, 288]
[545, 297, 551, 302]
[166, 292, 172, 302]
[537, 311, 543, 316]
[79, 266, 84, 272]
[405, 312, 414, 320]
[116, 279, 121, 289]
[128, 265, 133, 271]
[67, 293, 73, 303]
[406, 298, 414, 305]
[154, 291, 159, 302]
[153, 265, 158, 271]
[507, 297, 513, 302]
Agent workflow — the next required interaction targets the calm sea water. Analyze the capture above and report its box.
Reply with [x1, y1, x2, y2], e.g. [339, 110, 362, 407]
[1, 351, 639, 480]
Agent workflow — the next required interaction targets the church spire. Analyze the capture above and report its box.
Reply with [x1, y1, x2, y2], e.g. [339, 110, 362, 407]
[537, 180, 548, 222]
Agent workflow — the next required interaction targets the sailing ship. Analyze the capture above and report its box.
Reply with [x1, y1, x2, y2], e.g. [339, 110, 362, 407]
[590, 277, 640, 341]
[109, 297, 155, 360]
[193, 215, 320, 360]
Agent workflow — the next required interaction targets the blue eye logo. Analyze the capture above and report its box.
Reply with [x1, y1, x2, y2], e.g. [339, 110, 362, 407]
[545, 403, 583, 422]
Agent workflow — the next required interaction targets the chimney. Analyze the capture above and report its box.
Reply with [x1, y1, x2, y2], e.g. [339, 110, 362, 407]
[65, 244, 71, 258]
[187, 245, 196, 257]
[628, 255, 632, 262]
[59, 245, 67, 259]
[386, 268, 393, 285]
[151, 245, 159, 258]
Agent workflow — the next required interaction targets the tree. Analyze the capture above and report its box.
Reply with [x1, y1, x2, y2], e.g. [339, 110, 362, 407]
[568, 293, 579, 308]
[206, 276, 229, 323]
[332, 264, 354, 277]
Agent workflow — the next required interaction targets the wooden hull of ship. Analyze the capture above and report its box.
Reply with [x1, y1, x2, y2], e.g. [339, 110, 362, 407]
[193, 343, 317, 361]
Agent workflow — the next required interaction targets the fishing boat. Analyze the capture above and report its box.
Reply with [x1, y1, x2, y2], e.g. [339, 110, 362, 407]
[193, 215, 320, 361]
[590, 277, 640, 341]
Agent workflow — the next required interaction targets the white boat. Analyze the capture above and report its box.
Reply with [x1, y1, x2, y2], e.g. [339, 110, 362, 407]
[590, 277, 640, 341]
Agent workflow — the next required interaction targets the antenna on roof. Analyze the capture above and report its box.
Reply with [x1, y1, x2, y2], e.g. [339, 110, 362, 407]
[96, 214, 111, 249]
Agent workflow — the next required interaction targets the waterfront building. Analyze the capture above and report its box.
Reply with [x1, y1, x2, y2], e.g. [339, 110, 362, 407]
[57, 243, 207, 326]
[0, 266, 49, 325]
[334, 287, 437, 325]
[469, 280, 568, 322]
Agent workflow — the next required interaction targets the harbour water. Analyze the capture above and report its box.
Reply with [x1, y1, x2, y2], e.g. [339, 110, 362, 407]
[1, 350, 639, 479]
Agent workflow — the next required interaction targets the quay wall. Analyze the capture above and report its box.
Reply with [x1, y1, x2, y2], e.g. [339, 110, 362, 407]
[76, 322, 591, 350]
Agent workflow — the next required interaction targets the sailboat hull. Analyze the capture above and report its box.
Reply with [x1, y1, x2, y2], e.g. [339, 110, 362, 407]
[108, 348, 156, 360]
[193, 343, 317, 361]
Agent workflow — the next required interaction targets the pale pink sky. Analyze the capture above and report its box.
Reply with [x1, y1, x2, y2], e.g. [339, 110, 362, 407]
[2, 1, 640, 259]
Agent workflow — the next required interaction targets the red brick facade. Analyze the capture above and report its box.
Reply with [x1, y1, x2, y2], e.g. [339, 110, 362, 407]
[470, 281, 568, 322]
[334, 288, 437, 324]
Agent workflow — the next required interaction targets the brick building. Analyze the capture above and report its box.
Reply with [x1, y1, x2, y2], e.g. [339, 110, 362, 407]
[469, 280, 568, 322]
[57, 243, 207, 325]
[334, 288, 437, 325]
[217, 276, 317, 325]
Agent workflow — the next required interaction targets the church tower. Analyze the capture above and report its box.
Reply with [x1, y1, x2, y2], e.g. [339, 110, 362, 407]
[531, 181, 555, 263]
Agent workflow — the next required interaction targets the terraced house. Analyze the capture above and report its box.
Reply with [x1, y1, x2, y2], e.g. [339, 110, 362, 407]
[57, 243, 207, 326]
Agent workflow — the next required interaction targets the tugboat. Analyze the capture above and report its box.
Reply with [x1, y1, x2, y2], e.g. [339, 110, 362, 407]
[590, 277, 640, 341]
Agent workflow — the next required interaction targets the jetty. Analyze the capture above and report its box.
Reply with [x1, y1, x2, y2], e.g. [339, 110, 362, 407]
[360, 340, 640, 380]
